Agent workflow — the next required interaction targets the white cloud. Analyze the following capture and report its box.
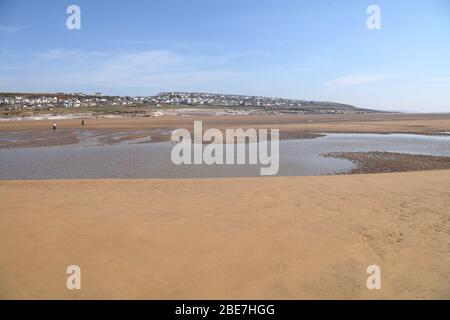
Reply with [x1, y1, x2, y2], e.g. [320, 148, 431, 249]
[34, 49, 185, 78]
[19, 49, 240, 91]
[327, 74, 396, 86]
[109, 40, 219, 49]
[35, 49, 107, 60]
[102, 50, 184, 73]
[0, 26, 24, 33]
[419, 76, 450, 84]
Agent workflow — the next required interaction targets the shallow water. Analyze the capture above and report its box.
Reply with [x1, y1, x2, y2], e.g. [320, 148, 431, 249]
[0, 133, 449, 179]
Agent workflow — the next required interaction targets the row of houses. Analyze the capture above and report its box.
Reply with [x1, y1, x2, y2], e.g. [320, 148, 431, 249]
[0, 93, 137, 110]
[0, 92, 368, 113]
[150, 92, 305, 108]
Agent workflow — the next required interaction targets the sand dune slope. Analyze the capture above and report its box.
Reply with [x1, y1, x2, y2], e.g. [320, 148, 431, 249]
[1, 171, 450, 299]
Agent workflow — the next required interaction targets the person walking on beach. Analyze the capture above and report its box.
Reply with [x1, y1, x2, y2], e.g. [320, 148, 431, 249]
[53, 122, 56, 131]
[81, 120, 85, 126]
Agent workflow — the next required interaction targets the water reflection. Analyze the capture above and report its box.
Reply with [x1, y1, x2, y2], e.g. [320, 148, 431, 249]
[0, 133, 449, 179]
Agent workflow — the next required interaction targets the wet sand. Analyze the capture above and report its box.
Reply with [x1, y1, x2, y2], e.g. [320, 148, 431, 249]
[1, 113, 449, 148]
[2, 113, 450, 131]
[1, 170, 450, 299]
[325, 152, 450, 174]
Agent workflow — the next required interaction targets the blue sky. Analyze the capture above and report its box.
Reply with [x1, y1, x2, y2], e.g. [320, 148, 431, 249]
[0, 0, 449, 112]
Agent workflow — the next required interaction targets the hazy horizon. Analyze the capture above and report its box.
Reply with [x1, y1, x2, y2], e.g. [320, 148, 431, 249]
[1, 0, 449, 113]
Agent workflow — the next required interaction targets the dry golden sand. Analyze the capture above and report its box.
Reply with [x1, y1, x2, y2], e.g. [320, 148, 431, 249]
[1, 170, 450, 299]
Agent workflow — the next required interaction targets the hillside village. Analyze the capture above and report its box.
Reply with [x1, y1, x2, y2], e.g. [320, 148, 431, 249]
[0, 92, 379, 115]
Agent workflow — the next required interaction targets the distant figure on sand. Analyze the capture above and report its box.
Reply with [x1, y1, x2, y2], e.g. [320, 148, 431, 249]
[81, 120, 85, 126]
[53, 122, 56, 131]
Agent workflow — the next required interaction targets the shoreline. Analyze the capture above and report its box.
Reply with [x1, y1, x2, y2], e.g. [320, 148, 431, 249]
[1, 113, 449, 149]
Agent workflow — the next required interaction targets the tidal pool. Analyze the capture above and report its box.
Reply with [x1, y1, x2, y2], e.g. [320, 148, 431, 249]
[0, 133, 449, 179]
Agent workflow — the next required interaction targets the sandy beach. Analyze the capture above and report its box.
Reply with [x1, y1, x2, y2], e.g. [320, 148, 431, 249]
[1, 113, 449, 149]
[2, 0, 449, 306]
[1, 113, 449, 132]
[1, 113, 449, 299]
[1, 170, 449, 299]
